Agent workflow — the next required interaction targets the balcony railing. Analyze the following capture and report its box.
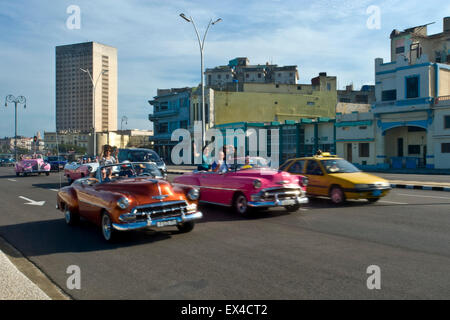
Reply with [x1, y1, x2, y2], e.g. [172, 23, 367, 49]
[435, 95, 450, 104]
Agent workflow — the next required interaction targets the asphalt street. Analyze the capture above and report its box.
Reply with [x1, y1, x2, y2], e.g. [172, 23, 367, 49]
[0, 166, 449, 299]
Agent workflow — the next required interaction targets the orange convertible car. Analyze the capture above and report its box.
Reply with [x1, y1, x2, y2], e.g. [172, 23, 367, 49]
[56, 162, 202, 241]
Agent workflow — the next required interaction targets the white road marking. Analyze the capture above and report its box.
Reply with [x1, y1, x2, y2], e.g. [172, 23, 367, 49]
[398, 193, 450, 200]
[7, 179, 16, 182]
[378, 200, 408, 205]
[18, 196, 46, 206]
[50, 189, 59, 192]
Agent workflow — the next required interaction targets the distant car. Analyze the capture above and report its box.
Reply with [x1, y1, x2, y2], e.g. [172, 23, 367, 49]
[173, 157, 308, 216]
[279, 153, 391, 204]
[0, 155, 15, 167]
[56, 162, 202, 242]
[46, 155, 67, 171]
[64, 161, 100, 184]
[15, 156, 51, 176]
[118, 148, 166, 173]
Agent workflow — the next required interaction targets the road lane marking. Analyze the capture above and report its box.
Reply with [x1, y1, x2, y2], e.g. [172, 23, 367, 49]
[398, 193, 450, 200]
[7, 179, 17, 182]
[50, 189, 59, 192]
[19, 196, 46, 206]
[378, 200, 408, 205]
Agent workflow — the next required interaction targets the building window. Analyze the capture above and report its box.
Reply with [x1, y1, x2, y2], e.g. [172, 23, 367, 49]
[327, 83, 331, 91]
[258, 73, 261, 78]
[180, 120, 188, 129]
[218, 74, 221, 79]
[307, 101, 315, 106]
[408, 145, 420, 155]
[406, 75, 419, 99]
[442, 143, 450, 153]
[396, 46, 405, 54]
[359, 143, 369, 157]
[444, 115, 450, 129]
[245, 73, 249, 78]
[158, 123, 168, 134]
[226, 74, 229, 79]
[382, 89, 396, 101]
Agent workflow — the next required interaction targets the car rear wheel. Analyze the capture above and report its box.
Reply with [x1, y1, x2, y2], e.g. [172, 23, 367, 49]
[367, 198, 380, 203]
[16, 172, 19, 177]
[101, 213, 116, 242]
[330, 186, 345, 205]
[177, 221, 195, 233]
[64, 208, 79, 226]
[285, 204, 301, 212]
[233, 193, 250, 216]
[45, 172, 50, 176]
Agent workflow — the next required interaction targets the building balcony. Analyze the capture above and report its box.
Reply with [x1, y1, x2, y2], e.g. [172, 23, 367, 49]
[148, 109, 179, 121]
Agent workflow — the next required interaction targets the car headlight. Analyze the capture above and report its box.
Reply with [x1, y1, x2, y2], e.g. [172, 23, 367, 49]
[117, 197, 130, 209]
[186, 203, 197, 212]
[253, 179, 262, 189]
[354, 184, 370, 189]
[187, 188, 199, 201]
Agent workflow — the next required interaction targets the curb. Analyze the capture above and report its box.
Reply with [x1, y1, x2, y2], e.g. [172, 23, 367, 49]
[0, 236, 71, 300]
[390, 184, 450, 192]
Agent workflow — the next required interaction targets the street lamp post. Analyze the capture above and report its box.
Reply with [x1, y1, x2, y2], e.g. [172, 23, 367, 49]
[179, 13, 222, 148]
[121, 116, 128, 131]
[80, 68, 108, 158]
[4, 95, 27, 161]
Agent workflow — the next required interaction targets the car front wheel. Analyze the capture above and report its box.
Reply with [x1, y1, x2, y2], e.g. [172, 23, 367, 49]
[101, 213, 116, 242]
[177, 221, 195, 233]
[330, 186, 345, 205]
[64, 208, 79, 226]
[285, 204, 301, 212]
[234, 193, 250, 216]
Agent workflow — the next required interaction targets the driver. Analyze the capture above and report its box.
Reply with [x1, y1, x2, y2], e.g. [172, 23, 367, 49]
[241, 156, 253, 169]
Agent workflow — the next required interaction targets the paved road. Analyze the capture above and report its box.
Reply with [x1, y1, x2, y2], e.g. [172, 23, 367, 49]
[375, 172, 450, 184]
[0, 167, 449, 299]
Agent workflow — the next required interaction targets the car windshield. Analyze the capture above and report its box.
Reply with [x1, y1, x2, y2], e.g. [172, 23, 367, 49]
[127, 151, 160, 162]
[98, 162, 163, 183]
[229, 157, 271, 171]
[321, 159, 360, 174]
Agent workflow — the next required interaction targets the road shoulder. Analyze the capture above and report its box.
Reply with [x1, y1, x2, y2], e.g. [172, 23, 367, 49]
[0, 235, 70, 300]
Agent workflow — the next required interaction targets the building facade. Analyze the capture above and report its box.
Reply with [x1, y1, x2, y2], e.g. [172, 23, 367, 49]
[55, 41, 118, 133]
[148, 87, 191, 162]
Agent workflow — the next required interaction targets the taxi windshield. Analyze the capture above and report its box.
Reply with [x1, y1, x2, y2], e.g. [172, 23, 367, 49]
[322, 159, 360, 174]
[98, 162, 163, 182]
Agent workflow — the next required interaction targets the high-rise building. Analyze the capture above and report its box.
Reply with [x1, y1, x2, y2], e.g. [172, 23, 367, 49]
[55, 41, 118, 133]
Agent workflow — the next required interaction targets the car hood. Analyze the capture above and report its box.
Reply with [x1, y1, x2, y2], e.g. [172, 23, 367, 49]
[328, 172, 389, 184]
[228, 168, 299, 185]
[95, 178, 185, 206]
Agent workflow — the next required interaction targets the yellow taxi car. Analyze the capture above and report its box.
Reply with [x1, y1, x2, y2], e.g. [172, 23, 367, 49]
[279, 153, 391, 204]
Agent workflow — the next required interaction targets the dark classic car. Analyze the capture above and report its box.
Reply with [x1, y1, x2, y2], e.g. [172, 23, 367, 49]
[56, 162, 202, 241]
[46, 155, 68, 171]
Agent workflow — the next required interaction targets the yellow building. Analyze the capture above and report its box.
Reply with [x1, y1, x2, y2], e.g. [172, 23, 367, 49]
[212, 73, 337, 125]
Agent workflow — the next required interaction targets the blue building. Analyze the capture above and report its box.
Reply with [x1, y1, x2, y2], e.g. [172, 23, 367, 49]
[148, 87, 191, 163]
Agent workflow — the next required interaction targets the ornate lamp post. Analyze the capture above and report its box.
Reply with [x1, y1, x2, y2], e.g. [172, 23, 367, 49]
[5, 95, 27, 161]
[179, 13, 222, 148]
[80, 68, 108, 157]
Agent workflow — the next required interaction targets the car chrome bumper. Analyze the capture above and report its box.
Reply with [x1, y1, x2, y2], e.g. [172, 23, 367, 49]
[112, 211, 203, 231]
[248, 196, 308, 208]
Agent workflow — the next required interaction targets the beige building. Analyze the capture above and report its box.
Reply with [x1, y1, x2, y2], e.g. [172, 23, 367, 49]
[44, 130, 153, 155]
[55, 41, 118, 133]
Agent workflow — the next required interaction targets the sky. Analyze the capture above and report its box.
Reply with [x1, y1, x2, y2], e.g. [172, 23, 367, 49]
[0, 0, 448, 138]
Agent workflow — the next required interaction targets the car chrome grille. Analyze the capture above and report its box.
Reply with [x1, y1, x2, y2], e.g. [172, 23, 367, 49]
[261, 187, 302, 201]
[133, 200, 187, 221]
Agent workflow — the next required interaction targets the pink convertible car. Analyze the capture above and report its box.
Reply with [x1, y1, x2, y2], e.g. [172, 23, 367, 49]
[173, 157, 309, 215]
[15, 156, 51, 176]
[64, 161, 99, 184]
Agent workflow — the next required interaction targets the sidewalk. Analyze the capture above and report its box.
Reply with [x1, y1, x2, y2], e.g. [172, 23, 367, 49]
[0, 236, 69, 300]
[0, 249, 50, 300]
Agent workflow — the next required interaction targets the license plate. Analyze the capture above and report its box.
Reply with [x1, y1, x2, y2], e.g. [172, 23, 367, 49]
[372, 190, 382, 196]
[156, 220, 178, 228]
[280, 199, 296, 206]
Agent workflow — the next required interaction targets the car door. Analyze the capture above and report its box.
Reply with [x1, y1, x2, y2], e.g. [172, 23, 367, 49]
[75, 179, 103, 223]
[303, 160, 328, 196]
[198, 171, 234, 205]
